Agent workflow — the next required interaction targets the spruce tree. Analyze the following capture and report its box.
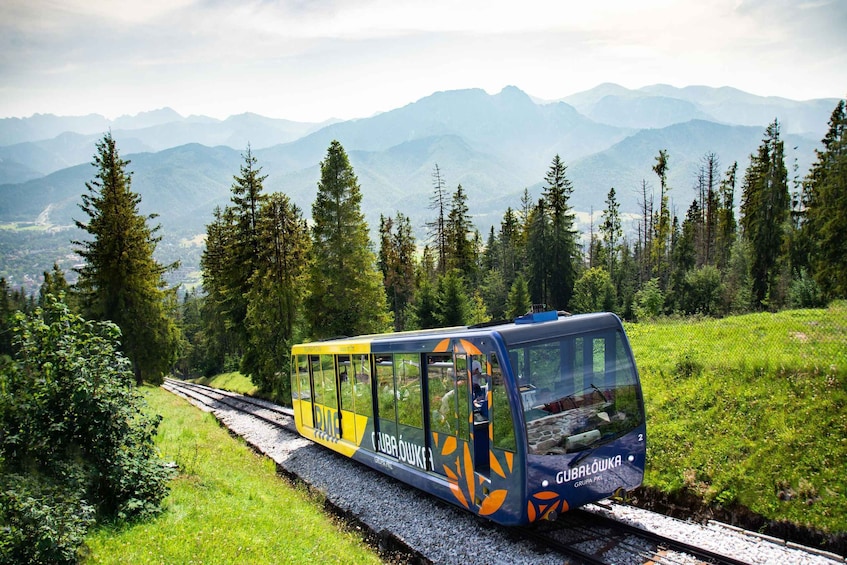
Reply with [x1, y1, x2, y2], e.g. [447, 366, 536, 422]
[804, 99, 847, 298]
[199, 206, 236, 374]
[427, 164, 449, 275]
[74, 133, 180, 384]
[226, 146, 269, 354]
[715, 162, 738, 270]
[306, 140, 390, 338]
[542, 155, 579, 309]
[600, 187, 622, 279]
[445, 184, 476, 278]
[740, 120, 790, 308]
[244, 192, 310, 398]
[651, 149, 672, 287]
[379, 212, 417, 331]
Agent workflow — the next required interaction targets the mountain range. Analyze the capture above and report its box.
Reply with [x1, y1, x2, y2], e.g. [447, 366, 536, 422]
[0, 83, 839, 293]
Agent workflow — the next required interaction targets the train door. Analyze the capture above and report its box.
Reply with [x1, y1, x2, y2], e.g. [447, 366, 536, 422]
[469, 353, 490, 476]
[427, 353, 471, 479]
[372, 353, 428, 471]
[310, 354, 340, 438]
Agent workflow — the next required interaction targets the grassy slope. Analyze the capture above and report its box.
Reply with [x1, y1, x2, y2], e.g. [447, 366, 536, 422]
[626, 301, 847, 532]
[83, 387, 382, 564]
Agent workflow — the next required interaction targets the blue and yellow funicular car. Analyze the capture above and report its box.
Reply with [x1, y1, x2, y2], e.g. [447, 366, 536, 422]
[290, 311, 646, 525]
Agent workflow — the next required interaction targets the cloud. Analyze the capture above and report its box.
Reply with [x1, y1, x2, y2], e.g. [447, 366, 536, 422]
[0, 0, 842, 120]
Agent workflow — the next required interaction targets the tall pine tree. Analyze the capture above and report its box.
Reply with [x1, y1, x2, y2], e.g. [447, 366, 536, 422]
[542, 155, 579, 310]
[306, 140, 390, 338]
[804, 99, 847, 298]
[740, 120, 790, 308]
[244, 192, 310, 398]
[74, 132, 180, 384]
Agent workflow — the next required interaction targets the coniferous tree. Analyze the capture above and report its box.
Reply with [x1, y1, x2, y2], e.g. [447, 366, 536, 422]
[715, 162, 738, 270]
[413, 277, 439, 330]
[445, 184, 476, 279]
[505, 274, 532, 319]
[804, 99, 847, 298]
[74, 133, 180, 384]
[695, 153, 721, 267]
[542, 155, 579, 310]
[525, 198, 549, 306]
[226, 146, 269, 354]
[244, 192, 310, 398]
[740, 120, 790, 308]
[306, 140, 390, 338]
[427, 164, 449, 275]
[651, 149, 672, 287]
[379, 212, 417, 331]
[434, 270, 471, 326]
[600, 187, 622, 279]
[39, 263, 72, 307]
[636, 179, 654, 284]
[199, 206, 237, 374]
[498, 207, 523, 289]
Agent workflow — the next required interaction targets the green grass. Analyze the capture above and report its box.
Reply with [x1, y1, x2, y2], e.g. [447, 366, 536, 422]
[626, 301, 847, 532]
[189, 371, 259, 396]
[83, 386, 383, 564]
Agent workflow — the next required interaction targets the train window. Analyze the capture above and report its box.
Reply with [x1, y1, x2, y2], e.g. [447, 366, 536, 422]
[352, 354, 373, 418]
[338, 355, 353, 412]
[295, 355, 313, 427]
[430, 354, 470, 439]
[312, 354, 337, 409]
[510, 330, 643, 455]
[375, 355, 397, 441]
[427, 354, 454, 435]
[395, 353, 423, 428]
[490, 353, 517, 451]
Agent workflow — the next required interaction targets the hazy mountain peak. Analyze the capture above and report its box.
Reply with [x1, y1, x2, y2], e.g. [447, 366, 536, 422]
[111, 107, 184, 130]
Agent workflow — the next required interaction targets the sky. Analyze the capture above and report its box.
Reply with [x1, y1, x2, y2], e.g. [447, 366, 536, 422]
[1, 0, 844, 123]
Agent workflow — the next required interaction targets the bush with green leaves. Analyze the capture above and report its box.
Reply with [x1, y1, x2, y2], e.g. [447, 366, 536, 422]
[0, 296, 173, 564]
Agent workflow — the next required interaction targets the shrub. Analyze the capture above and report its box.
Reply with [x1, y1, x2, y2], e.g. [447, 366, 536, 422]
[633, 278, 664, 321]
[571, 267, 616, 313]
[0, 296, 174, 563]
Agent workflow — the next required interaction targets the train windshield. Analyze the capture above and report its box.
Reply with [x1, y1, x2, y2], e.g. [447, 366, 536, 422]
[508, 329, 643, 455]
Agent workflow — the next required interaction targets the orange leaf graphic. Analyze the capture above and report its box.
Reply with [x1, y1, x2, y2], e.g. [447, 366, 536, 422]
[450, 482, 470, 509]
[531, 490, 560, 500]
[442, 436, 457, 456]
[490, 452, 507, 479]
[479, 489, 508, 516]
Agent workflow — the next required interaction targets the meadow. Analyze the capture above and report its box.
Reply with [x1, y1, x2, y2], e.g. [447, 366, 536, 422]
[83, 387, 382, 564]
[627, 301, 846, 532]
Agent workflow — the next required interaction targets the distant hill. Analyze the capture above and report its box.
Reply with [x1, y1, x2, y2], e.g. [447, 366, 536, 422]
[0, 110, 333, 183]
[0, 84, 837, 293]
[560, 83, 839, 135]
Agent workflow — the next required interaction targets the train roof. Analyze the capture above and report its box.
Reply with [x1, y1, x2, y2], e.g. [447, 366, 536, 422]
[292, 312, 624, 354]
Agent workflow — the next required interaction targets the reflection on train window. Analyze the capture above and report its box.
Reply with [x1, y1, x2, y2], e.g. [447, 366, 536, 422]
[427, 354, 454, 435]
[311, 354, 337, 409]
[395, 353, 422, 428]
[510, 330, 643, 455]
[338, 355, 353, 413]
[490, 353, 516, 451]
[294, 355, 313, 427]
[352, 354, 372, 418]
[375, 355, 396, 430]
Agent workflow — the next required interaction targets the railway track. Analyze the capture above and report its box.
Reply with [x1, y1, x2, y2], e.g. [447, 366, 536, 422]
[162, 379, 842, 565]
[519, 507, 752, 565]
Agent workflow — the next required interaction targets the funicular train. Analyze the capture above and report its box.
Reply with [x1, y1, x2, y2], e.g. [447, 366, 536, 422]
[290, 310, 646, 526]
